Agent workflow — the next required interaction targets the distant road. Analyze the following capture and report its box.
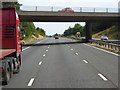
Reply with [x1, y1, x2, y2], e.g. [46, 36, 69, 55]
[3, 37, 118, 88]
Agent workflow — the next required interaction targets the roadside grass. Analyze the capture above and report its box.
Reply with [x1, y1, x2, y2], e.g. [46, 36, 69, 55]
[21, 35, 45, 44]
[66, 37, 82, 42]
[92, 25, 119, 40]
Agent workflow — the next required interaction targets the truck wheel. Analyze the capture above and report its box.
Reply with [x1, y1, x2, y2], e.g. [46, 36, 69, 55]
[2, 61, 10, 85]
[13, 57, 20, 74]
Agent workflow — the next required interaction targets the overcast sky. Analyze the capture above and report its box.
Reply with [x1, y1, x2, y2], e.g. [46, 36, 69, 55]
[18, 0, 119, 35]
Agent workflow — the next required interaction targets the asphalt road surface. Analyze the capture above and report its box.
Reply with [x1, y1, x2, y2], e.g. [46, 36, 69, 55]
[3, 37, 118, 88]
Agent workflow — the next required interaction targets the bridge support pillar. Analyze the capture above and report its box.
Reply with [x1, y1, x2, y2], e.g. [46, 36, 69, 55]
[85, 21, 92, 42]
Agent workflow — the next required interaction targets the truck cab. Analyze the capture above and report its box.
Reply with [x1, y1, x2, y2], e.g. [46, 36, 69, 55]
[0, 7, 22, 85]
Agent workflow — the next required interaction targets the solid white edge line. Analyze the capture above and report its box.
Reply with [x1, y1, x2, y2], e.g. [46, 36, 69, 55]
[83, 60, 88, 63]
[83, 44, 119, 56]
[75, 53, 78, 55]
[22, 47, 30, 51]
[43, 54, 46, 57]
[39, 61, 42, 65]
[71, 49, 73, 50]
[28, 78, 35, 86]
[98, 73, 108, 81]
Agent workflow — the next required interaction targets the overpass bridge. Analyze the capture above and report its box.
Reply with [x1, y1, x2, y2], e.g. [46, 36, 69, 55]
[18, 11, 119, 22]
[17, 6, 120, 41]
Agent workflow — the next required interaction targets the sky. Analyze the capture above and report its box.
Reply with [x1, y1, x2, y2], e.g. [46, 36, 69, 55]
[18, 0, 120, 35]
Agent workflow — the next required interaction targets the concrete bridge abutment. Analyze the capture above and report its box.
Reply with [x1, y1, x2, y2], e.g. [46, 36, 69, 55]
[85, 21, 92, 42]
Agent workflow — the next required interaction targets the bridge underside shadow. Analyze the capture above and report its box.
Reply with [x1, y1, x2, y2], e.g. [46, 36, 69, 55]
[22, 41, 86, 47]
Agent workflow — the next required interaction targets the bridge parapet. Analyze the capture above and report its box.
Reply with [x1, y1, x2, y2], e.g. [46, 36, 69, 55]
[20, 6, 119, 13]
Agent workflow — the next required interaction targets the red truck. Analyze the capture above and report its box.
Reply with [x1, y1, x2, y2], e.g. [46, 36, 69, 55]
[0, 7, 22, 85]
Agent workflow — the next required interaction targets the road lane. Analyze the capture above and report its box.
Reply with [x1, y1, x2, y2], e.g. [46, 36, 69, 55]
[60, 37, 118, 83]
[32, 43, 115, 88]
[3, 37, 118, 88]
[69, 43, 118, 87]
[3, 38, 51, 88]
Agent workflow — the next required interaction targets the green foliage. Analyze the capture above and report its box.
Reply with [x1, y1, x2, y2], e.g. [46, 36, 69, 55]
[93, 25, 119, 39]
[19, 22, 46, 40]
[53, 33, 59, 36]
[92, 22, 116, 34]
[2, 2, 22, 10]
[36, 27, 46, 36]
[63, 22, 118, 39]
[63, 23, 84, 36]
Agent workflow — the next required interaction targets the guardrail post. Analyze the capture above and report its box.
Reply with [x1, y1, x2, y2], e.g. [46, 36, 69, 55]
[94, 8, 95, 12]
[110, 44, 112, 50]
[108, 43, 109, 49]
[105, 42, 106, 47]
[111, 45, 113, 49]
[106, 8, 108, 13]
[51, 7, 53, 12]
[107, 43, 109, 49]
[36, 6, 37, 11]
[80, 7, 82, 12]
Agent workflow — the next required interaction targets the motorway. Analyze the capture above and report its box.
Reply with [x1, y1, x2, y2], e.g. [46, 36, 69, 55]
[3, 37, 118, 88]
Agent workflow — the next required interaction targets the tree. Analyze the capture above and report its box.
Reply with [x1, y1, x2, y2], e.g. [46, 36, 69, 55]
[36, 27, 46, 36]
[63, 23, 84, 36]
[2, 2, 22, 10]
[92, 22, 115, 34]
[53, 33, 58, 37]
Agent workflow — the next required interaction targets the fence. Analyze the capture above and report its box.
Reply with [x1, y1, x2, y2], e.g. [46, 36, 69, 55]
[90, 40, 120, 52]
[20, 6, 119, 13]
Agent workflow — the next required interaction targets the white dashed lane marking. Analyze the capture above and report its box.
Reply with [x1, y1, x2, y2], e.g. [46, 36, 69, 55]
[28, 78, 35, 87]
[38, 61, 42, 65]
[83, 60, 88, 63]
[98, 73, 108, 81]
[75, 53, 78, 55]
[43, 54, 46, 57]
